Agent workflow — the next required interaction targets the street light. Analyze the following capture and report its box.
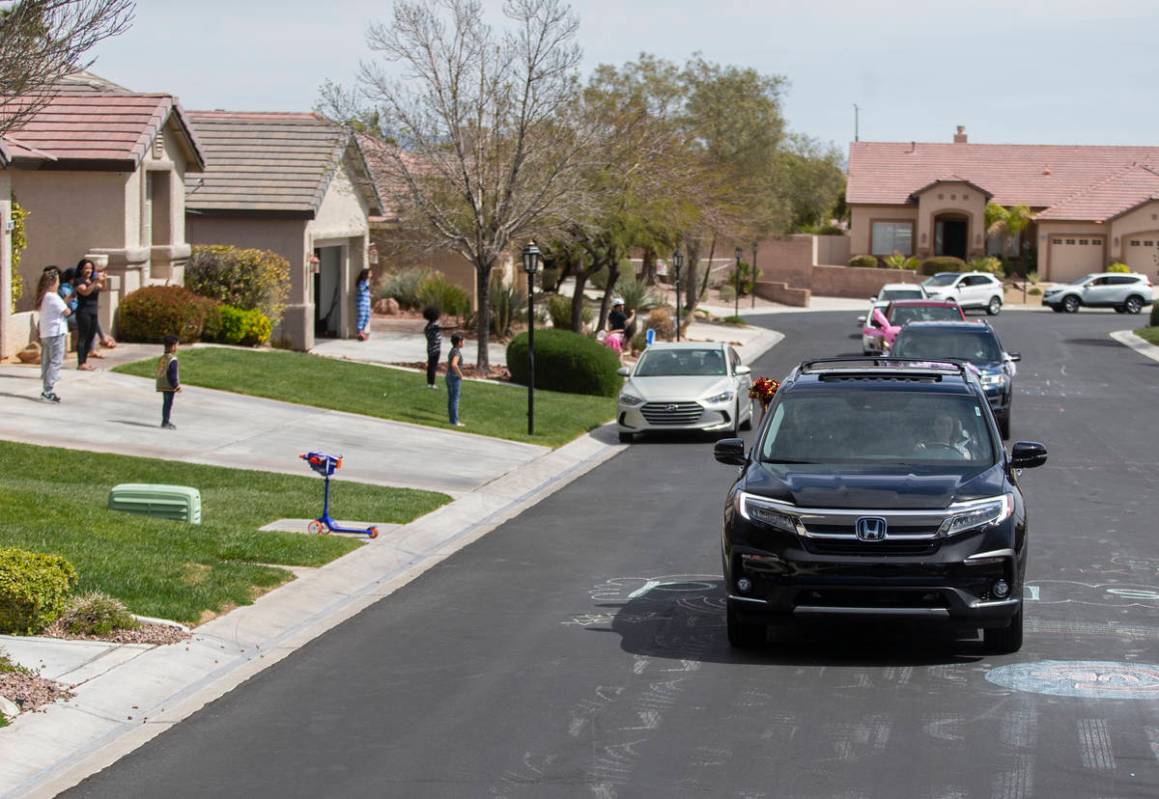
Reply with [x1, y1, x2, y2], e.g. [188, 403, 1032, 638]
[672, 247, 684, 342]
[734, 246, 743, 319]
[751, 240, 759, 308]
[522, 241, 541, 436]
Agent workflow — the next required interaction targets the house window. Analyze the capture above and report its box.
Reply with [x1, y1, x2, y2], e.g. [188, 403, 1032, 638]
[1131, 240, 1141, 246]
[871, 222, 913, 256]
[1065, 239, 1076, 245]
[1147, 241, 1155, 247]
[1079, 239, 1088, 245]
[1053, 239, 1063, 245]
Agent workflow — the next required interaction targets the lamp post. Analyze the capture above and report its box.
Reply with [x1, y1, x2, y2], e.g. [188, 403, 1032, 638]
[672, 247, 684, 341]
[734, 246, 743, 319]
[751, 240, 759, 308]
[522, 241, 540, 436]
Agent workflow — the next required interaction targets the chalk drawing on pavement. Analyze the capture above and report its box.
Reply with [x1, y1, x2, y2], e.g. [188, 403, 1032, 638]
[986, 660, 1159, 700]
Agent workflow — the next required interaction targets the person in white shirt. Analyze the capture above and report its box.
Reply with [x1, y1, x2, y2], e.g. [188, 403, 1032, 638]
[36, 267, 71, 402]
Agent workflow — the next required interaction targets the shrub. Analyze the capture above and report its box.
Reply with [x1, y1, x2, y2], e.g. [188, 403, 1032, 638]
[59, 592, 139, 636]
[117, 286, 219, 344]
[209, 305, 272, 346]
[589, 265, 611, 291]
[718, 284, 736, 303]
[1028, 287, 1042, 296]
[0, 548, 79, 635]
[507, 328, 623, 397]
[885, 253, 921, 270]
[539, 266, 561, 292]
[488, 272, 527, 338]
[1107, 261, 1130, 273]
[722, 315, 746, 326]
[1027, 271, 1040, 284]
[968, 256, 1004, 277]
[849, 254, 878, 268]
[187, 245, 290, 320]
[646, 307, 681, 340]
[379, 267, 433, 309]
[614, 273, 657, 313]
[726, 261, 760, 294]
[417, 272, 469, 320]
[546, 294, 592, 329]
[920, 256, 968, 276]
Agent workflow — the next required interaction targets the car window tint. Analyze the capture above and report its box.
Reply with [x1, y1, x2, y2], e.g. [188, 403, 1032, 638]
[881, 288, 924, 301]
[893, 328, 1003, 363]
[891, 306, 963, 325]
[761, 392, 994, 465]
[635, 349, 727, 377]
[925, 274, 958, 287]
[729, 348, 742, 370]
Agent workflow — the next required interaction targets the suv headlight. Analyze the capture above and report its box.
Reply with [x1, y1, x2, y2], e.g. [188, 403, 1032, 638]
[980, 373, 1008, 388]
[619, 392, 644, 406]
[937, 494, 1013, 537]
[736, 492, 805, 535]
[706, 390, 734, 404]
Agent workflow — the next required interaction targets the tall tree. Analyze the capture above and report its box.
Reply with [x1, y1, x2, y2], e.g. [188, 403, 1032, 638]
[986, 203, 1033, 273]
[0, 0, 135, 137]
[356, 0, 595, 368]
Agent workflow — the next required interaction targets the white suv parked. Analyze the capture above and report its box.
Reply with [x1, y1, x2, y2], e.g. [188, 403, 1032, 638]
[922, 272, 1004, 315]
[1041, 273, 1155, 314]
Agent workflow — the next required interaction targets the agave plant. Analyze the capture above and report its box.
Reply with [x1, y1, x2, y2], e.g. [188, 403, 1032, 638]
[884, 252, 921, 270]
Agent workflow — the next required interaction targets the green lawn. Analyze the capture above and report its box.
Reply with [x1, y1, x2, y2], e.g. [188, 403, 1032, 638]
[0, 441, 449, 625]
[1135, 326, 1159, 346]
[115, 349, 616, 447]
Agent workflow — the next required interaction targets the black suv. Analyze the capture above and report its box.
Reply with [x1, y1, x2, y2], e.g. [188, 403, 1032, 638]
[892, 321, 1019, 440]
[714, 357, 1047, 653]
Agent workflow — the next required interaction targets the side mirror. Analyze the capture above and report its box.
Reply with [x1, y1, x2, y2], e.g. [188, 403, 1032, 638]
[868, 296, 877, 302]
[857, 316, 866, 324]
[714, 437, 748, 466]
[1010, 441, 1047, 469]
[616, 366, 630, 376]
[1007, 352, 1022, 362]
[735, 365, 751, 376]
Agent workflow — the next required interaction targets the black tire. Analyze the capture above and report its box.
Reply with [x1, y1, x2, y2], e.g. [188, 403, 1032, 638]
[987, 296, 1002, 316]
[1125, 295, 1144, 315]
[1114, 306, 1127, 314]
[998, 412, 1011, 441]
[618, 431, 633, 444]
[1051, 305, 1064, 313]
[726, 602, 765, 649]
[739, 399, 753, 431]
[1063, 295, 1080, 313]
[983, 605, 1023, 654]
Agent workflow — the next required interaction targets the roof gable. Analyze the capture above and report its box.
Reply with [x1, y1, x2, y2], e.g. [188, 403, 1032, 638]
[1035, 164, 1159, 222]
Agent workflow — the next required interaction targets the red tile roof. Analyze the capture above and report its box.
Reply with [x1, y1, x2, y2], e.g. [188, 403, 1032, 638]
[0, 135, 56, 166]
[2, 94, 205, 169]
[356, 132, 431, 223]
[1034, 164, 1159, 222]
[847, 141, 1159, 208]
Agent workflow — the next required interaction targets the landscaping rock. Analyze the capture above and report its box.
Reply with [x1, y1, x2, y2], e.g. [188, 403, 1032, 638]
[0, 670, 72, 713]
[0, 694, 18, 718]
[384, 298, 402, 315]
[15, 343, 40, 364]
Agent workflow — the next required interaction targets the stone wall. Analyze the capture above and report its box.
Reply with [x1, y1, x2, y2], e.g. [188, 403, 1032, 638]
[755, 281, 810, 307]
[809, 265, 922, 299]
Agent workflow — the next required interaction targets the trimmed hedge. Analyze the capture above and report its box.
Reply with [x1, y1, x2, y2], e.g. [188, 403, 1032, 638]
[1107, 261, 1130, 273]
[187, 245, 290, 320]
[209, 305, 273, 346]
[920, 256, 968, 276]
[117, 286, 219, 344]
[0, 548, 79, 635]
[507, 329, 623, 398]
[848, 254, 878, 268]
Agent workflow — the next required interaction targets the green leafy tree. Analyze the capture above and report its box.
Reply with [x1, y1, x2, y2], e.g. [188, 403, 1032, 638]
[985, 203, 1032, 275]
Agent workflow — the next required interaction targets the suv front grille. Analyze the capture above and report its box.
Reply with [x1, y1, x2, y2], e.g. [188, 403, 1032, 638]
[641, 401, 704, 425]
[803, 539, 940, 557]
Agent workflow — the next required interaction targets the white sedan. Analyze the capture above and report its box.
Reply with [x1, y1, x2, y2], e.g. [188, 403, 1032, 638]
[616, 342, 753, 443]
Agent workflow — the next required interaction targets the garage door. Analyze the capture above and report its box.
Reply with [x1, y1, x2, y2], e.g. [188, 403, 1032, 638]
[1049, 236, 1104, 282]
[1123, 235, 1159, 274]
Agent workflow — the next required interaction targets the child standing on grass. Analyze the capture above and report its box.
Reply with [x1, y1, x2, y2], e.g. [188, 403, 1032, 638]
[423, 305, 442, 389]
[446, 333, 465, 427]
[36, 268, 70, 402]
[156, 335, 182, 430]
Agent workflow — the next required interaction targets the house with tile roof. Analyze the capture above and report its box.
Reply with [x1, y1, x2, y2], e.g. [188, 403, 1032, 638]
[0, 89, 205, 358]
[185, 112, 383, 351]
[846, 126, 1159, 281]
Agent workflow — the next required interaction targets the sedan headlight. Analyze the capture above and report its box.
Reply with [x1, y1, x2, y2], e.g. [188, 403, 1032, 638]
[705, 390, 734, 404]
[937, 494, 1013, 537]
[618, 392, 644, 406]
[736, 492, 804, 535]
[980, 373, 1008, 388]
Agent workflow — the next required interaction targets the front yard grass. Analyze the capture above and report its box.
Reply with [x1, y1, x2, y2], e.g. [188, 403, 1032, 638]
[115, 348, 616, 447]
[1134, 327, 1159, 346]
[0, 440, 449, 625]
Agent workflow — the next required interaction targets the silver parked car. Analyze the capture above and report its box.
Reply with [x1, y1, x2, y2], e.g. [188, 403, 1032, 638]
[616, 342, 753, 443]
[1041, 272, 1155, 314]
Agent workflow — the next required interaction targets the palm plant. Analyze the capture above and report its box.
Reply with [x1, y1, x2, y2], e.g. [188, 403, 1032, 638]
[985, 203, 1033, 275]
[884, 252, 921, 271]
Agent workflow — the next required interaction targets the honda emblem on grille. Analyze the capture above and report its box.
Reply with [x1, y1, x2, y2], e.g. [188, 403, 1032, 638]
[855, 517, 887, 542]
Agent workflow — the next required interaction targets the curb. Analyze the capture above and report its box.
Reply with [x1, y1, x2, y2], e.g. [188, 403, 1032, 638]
[1109, 329, 1159, 363]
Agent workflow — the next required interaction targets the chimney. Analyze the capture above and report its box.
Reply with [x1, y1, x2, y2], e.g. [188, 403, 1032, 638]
[954, 125, 968, 144]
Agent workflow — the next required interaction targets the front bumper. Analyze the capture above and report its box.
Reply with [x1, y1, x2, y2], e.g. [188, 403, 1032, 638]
[617, 398, 737, 433]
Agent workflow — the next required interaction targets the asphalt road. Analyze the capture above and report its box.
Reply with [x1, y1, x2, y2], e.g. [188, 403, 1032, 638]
[67, 309, 1159, 799]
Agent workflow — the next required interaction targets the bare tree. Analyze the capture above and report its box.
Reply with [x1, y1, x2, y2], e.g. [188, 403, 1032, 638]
[0, 0, 135, 137]
[357, 0, 594, 368]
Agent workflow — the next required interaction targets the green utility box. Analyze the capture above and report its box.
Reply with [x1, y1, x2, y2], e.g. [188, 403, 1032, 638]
[108, 484, 202, 524]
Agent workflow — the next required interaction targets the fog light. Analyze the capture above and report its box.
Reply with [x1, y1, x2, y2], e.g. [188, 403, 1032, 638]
[736, 577, 752, 593]
[992, 579, 1010, 599]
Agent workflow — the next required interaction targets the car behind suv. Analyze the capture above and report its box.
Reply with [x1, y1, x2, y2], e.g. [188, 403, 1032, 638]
[923, 272, 1004, 315]
[714, 357, 1046, 653]
[1041, 272, 1154, 314]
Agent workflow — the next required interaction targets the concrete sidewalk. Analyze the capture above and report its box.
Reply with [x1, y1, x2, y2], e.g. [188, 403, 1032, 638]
[0, 366, 545, 497]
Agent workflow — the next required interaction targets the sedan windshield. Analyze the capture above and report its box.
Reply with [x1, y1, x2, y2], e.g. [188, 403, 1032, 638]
[635, 348, 727, 377]
[761, 392, 994, 465]
[892, 329, 1003, 364]
[881, 288, 924, 301]
[890, 305, 962, 325]
[924, 274, 958, 287]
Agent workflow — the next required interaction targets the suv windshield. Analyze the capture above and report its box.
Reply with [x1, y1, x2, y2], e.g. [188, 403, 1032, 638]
[761, 392, 994, 465]
[924, 274, 958, 287]
[635, 348, 727, 377]
[892, 328, 1003, 363]
[890, 305, 961, 325]
[1069, 275, 1095, 285]
[881, 288, 924, 301]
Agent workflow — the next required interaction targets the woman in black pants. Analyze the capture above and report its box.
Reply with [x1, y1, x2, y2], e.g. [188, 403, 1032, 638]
[74, 260, 105, 370]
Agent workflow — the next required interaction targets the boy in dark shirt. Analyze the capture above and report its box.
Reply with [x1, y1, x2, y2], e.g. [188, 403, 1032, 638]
[156, 335, 181, 429]
[422, 305, 442, 389]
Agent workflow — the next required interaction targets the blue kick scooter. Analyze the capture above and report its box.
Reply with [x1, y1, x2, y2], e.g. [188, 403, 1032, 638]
[299, 451, 380, 539]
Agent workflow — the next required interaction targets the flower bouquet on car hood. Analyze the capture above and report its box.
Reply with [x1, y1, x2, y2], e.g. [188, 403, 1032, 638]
[748, 377, 780, 412]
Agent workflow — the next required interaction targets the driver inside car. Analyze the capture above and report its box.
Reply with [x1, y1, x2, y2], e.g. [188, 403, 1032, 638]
[918, 413, 973, 460]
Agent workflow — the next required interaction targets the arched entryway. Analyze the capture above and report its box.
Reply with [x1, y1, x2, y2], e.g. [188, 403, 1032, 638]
[934, 213, 969, 259]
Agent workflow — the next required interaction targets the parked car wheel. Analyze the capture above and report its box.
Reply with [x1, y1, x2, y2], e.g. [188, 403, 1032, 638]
[1051, 305, 1064, 313]
[618, 431, 634, 444]
[1063, 295, 1081, 313]
[1114, 307, 1127, 314]
[726, 602, 765, 649]
[1124, 295, 1144, 315]
[987, 297, 1002, 316]
[983, 606, 1023, 654]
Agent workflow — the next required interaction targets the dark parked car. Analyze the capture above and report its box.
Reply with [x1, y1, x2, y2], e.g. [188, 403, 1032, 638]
[891, 321, 1020, 440]
[714, 357, 1047, 654]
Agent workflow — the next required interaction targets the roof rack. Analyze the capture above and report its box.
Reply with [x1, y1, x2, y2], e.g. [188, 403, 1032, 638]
[798, 356, 973, 379]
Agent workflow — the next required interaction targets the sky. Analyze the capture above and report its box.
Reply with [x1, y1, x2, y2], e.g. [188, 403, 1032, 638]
[85, 0, 1159, 154]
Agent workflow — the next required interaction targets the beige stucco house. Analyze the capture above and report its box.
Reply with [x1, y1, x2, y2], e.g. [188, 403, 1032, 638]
[0, 83, 205, 358]
[847, 127, 1159, 281]
[185, 113, 383, 351]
